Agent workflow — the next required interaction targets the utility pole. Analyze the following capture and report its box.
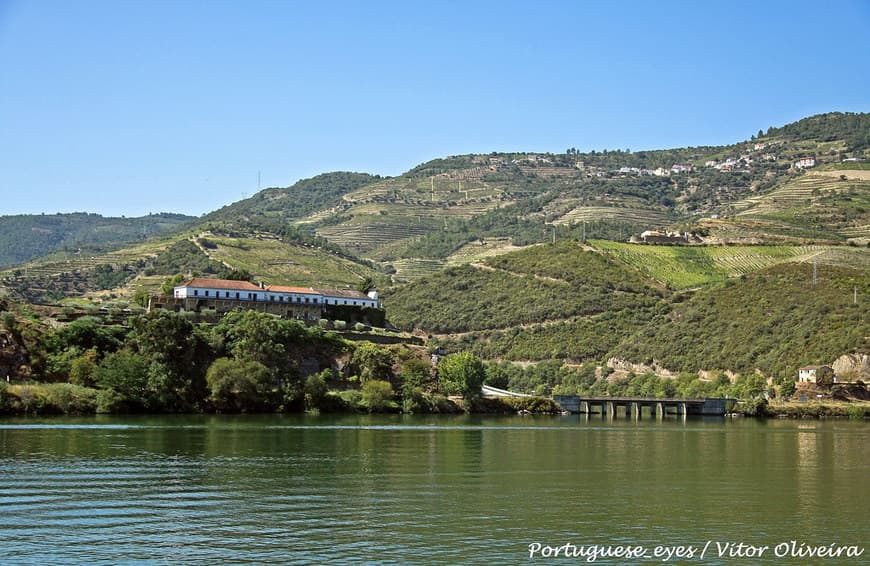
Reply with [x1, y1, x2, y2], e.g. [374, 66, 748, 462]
[552, 226, 556, 244]
[583, 221, 587, 243]
[431, 177, 435, 202]
[855, 286, 858, 305]
[812, 260, 818, 287]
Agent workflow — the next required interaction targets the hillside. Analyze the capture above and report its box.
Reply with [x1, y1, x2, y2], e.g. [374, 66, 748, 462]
[386, 242, 868, 382]
[295, 112, 869, 275]
[609, 262, 869, 379]
[202, 172, 379, 231]
[0, 212, 195, 268]
[382, 240, 666, 337]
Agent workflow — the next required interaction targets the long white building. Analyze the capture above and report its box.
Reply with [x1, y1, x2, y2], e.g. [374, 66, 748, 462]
[172, 278, 380, 308]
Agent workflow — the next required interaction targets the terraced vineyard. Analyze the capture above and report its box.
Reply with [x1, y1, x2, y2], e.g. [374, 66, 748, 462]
[201, 235, 388, 288]
[0, 238, 179, 302]
[729, 170, 870, 243]
[316, 218, 433, 257]
[553, 205, 673, 226]
[445, 238, 527, 265]
[591, 240, 870, 289]
[390, 258, 446, 282]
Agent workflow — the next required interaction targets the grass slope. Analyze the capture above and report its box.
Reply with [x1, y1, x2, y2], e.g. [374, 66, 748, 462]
[592, 240, 870, 289]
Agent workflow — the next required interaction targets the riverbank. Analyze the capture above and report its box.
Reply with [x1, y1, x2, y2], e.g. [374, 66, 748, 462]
[765, 400, 870, 419]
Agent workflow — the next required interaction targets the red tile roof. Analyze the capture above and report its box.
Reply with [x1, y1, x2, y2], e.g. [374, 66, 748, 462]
[178, 278, 262, 291]
[266, 285, 321, 295]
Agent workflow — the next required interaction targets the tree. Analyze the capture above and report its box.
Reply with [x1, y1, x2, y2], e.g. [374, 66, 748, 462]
[205, 357, 272, 412]
[130, 310, 211, 410]
[69, 350, 99, 387]
[95, 350, 151, 410]
[161, 273, 185, 296]
[361, 380, 394, 412]
[438, 351, 486, 401]
[355, 276, 374, 294]
[304, 370, 330, 410]
[351, 342, 394, 383]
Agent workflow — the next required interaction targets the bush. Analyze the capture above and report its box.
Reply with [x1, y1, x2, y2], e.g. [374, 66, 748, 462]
[360, 380, 395, 412]
[96, 388, 126, 413]
[304, 372, 329, 411]
[338, 389, 362, 408]
[0, 381, 10, 413]
[846, 405, 869, 420]
[740, 397, 769, 417]
[318, 392, 352, 413]
[43, 383, 98, 414]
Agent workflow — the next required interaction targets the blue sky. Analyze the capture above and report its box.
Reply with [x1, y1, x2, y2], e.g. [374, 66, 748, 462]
[1, 0, 868, 217]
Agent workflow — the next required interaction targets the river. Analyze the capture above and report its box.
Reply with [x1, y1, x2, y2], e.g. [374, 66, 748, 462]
[0, 414, 867, 564]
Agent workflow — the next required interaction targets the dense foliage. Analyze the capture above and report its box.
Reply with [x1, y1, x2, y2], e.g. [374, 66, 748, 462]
[610, 263, 870, 379]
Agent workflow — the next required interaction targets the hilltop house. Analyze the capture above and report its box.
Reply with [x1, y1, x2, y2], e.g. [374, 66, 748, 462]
[794, 156, 816, 169]
[157, 277, 380, 320]
[638, 230, 690, 244]
[797, 365, 835, 385]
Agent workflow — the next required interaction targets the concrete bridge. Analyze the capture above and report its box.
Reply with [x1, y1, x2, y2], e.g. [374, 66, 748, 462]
[552, 396, 735, 417]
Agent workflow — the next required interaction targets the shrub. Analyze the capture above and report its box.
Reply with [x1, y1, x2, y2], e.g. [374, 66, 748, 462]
[96, 388, 126, 413]
[338, 389, 362, 408]
[0, 381, 10, 413]
[43, 383, 98, 414]
[304, 372, 329, 411]
[361, 380, 394, 412]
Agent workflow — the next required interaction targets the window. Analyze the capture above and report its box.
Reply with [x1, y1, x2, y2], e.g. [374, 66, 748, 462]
[194, 290, 199, 297]
[225, 292, 230, 298]
[235, 292, 240, 299]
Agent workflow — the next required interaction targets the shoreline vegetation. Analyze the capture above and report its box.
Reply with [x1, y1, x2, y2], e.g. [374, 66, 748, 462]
[1, 304, 867, 420]
[1, 381, 867, 420]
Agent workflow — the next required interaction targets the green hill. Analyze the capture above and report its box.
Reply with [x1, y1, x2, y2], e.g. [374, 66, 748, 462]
[609, 262, 869, 379]
[385, 242, 868, 383]
[382, 241, 665, 334]
[202, 171, 378, 231]
[0, 212, 194, 268]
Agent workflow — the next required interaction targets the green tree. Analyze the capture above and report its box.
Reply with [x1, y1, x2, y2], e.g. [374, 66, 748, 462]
[205, 357, 272, 412]
[351, 342, 394, 383]
[130, 310, 211, 410]
[304, 370, 330, 411]
[399, 357, 431, 394]
[69, 349, 99, 387]
[438, 351, 486, 401]
[161, 273, 185, 296]
[361, 379, 394, 412]
[95, 350, 151, 410]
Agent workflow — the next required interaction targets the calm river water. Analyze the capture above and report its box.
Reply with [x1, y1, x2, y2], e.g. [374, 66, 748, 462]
[0, 414, 867, 564]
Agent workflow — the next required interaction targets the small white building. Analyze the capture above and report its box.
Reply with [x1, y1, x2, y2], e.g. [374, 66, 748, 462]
[798, 365, 835, 384]
[794, 156, 816, 169]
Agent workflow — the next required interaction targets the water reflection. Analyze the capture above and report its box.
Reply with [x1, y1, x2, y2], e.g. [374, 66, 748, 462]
[0, 416, 867, 564]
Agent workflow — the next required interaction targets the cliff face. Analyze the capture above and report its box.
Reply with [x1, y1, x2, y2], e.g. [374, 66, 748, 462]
[832, 354, 870, 381]
[0, 329, 31, 381]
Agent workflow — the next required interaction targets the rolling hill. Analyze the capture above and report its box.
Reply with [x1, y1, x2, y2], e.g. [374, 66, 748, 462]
[0, 212, 195, 268]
